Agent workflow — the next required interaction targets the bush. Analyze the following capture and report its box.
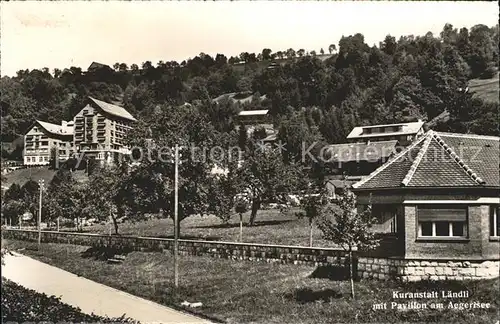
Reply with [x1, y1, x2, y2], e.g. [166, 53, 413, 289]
[1, 278, 137, 323]
[480, 65, 497, 79]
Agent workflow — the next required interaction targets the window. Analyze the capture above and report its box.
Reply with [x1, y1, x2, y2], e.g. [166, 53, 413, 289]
[41, 141, 49, 146]
[490, 206, 500, 237]
[417, 205, 468, 238]
[371, 204, 398, 234]
[38, 156, 43, 162]
[44, 156, 49, 161]
[26, 157, 31, 162]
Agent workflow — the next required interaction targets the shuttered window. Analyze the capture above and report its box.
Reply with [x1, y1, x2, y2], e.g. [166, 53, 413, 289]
[418, 206, 467, 222]
[417, 205, 468, 238]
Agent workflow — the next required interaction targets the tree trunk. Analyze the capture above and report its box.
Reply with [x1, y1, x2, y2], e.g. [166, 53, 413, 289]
[112, 216, 119, 235]
[309, 218, 313, 247]
[249, 198, 260, 226]
[239, 213, 243, 242]
[174, 217, 181, 239]
[349, 249, 355, 300]
[57, 217, 60, 231]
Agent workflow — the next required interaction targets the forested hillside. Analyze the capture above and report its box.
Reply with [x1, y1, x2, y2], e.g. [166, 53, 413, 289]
[1, 23, 498, 150]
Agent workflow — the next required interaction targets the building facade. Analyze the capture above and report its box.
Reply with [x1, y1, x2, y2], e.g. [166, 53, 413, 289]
[23, 120, 74, 166]
[23, 97, 136, 166]
[73, 97, 136, 163]
[352, 131, 500, 281]
[347, 120, 425, 145]
[323, 121, 425, 180]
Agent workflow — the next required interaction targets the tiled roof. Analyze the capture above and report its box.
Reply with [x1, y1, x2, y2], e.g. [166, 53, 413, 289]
[353, 131, 500, 189]
[324, 140, 398, 163]
[89, 97, 137, 122]
[347, 121, 424, 139]
[36, 120, 73, 136]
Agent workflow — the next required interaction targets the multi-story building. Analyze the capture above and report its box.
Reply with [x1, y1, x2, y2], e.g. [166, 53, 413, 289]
[23, 120, 74, 166]
[73, 97, 136, 163]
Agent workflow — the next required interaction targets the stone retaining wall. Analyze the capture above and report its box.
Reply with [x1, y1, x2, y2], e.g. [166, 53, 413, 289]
[358, 257, 500, 281]
[2, 229, 348, 267]
[5, 229, 499, 282]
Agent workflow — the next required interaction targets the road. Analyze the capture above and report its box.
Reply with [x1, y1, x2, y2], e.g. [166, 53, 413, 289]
[2, 251, 212, 324]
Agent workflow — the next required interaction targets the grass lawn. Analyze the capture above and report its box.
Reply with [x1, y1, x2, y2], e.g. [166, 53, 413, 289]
[4, 239, 499, 324]
[69, 208, 338, 247]
[468, 71, 499, 103]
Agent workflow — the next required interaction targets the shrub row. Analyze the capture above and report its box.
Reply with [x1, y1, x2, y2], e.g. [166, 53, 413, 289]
[1, 278, 137, 323]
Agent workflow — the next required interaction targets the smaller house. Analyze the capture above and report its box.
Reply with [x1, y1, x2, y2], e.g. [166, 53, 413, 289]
[24, 120, 74, 166]
[347, 120, 425, 146]
[352, 130, 500, 281]
[237, 110, 271, 127]
[323, 140, 399, 177]
[87, 62, 111, 72]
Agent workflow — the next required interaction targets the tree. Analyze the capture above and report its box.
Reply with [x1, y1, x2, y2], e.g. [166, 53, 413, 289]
[85, 165, 122, 234]
[234, 194, 249, 242]
[262, 48, 272, 60]
[286, 48, 296, 59]
[44, 169, 85, 230]
[123, 104, 221, 237]
[2, 200, 23, 226]
[328, 44, 337, 54]
[20, 180, 39, 217]
[320, 48, 325, 55]
[297, 189, 329, 247]
[48, 146, 58, 170]
[316, 190, 379, 299]
[252, 126, 267, 141]
[118, 63, 128, 72]
[297, 49, 305, 57]
[237, 148, 302, 226]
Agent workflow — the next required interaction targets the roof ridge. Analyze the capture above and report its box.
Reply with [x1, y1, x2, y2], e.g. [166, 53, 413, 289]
[432, 132, 486, 185]
[352, 133, 428, 189]
[401, 131, 434, 186]
[36, 120, 60, 127]
[435, 131, 500, 141]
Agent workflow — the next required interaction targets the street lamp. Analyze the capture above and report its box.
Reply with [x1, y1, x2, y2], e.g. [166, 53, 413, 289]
[173, 144, 179, 288]
[38, 179, 45, 249]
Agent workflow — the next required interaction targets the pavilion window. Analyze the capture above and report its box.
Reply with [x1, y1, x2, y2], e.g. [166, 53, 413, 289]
[417, 205, 468, 238]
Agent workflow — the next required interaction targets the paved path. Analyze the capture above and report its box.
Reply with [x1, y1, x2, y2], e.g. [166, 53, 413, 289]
[2, 252, 212, 324]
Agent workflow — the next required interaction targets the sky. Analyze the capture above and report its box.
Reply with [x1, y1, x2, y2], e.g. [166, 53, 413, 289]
[0, 1, 498, 77]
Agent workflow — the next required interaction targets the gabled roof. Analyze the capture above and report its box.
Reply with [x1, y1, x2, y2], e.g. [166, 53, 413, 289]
[87, 62, 110, 70]
[88, 97, 137, 122]
[324, 140, 398, 163]
[35, 120, 73, 136]
[347, 121, 424, 139]
[353, 131, 500, 190]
